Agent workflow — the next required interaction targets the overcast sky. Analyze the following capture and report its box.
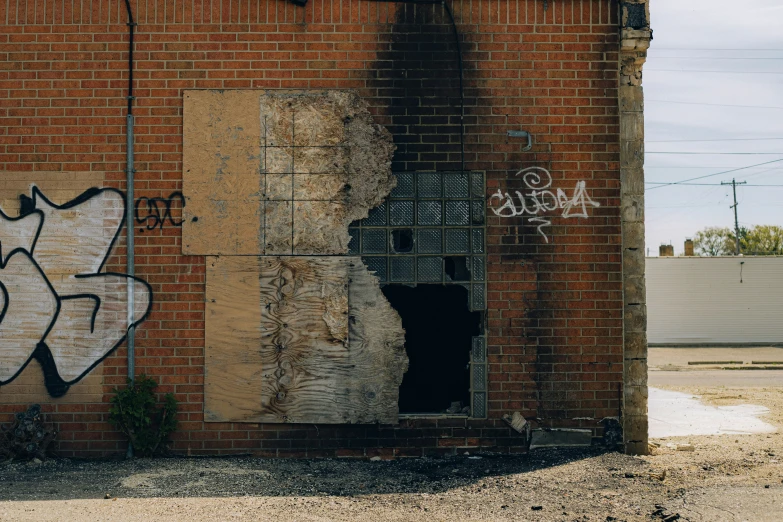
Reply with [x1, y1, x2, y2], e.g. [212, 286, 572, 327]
[644, 0, 783, 255]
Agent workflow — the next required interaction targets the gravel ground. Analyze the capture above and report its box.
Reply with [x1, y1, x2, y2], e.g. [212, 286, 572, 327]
[1, 386, 781, 521]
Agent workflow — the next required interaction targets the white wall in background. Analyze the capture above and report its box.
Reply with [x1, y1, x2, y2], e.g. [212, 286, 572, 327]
[646, 257, 783, 344]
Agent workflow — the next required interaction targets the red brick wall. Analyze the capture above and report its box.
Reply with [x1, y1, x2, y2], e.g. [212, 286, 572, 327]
[0, 0, 621, 457]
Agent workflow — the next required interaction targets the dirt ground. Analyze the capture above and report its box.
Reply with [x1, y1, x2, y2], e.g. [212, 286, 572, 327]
[1, 384, 781, 521]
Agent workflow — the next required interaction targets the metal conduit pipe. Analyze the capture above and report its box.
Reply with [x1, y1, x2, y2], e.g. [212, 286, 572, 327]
[123, 0, 136, 459]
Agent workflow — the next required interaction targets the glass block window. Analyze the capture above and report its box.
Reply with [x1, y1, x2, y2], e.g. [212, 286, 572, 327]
[349, 171, 488, 418]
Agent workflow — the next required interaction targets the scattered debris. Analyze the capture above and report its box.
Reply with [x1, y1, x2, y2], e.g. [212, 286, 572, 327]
[0, 404, 57, 461]
[601, 417, 623, 449]
[649, 469, 667, 481]
[650, 504, 681, 521]
[676, 444, 695, 452]
[446, 402, 464, 415]
[502, 412, 528, 434]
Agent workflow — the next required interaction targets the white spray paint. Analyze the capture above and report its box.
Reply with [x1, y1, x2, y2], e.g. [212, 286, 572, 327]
[488, 166, 601, 242]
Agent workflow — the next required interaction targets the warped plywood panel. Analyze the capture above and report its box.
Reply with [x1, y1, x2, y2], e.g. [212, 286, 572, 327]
[182, 90, 396, 256]
[205, 256, 407, 424]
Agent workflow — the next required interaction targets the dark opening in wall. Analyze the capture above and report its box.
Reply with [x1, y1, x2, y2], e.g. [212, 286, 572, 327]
[382, 284, 480, 414]
[392, 229, 414, 253]
[444, 256, 470, 281]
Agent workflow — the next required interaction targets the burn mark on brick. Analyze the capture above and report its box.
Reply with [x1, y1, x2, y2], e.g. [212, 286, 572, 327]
[369, 3, 467, 172]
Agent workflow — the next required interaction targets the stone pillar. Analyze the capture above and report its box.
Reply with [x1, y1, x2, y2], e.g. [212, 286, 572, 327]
[619, 0, 652, 456]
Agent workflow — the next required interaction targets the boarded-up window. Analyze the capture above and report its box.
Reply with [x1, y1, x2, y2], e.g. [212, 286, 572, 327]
[205, 256, 407, 424]
[182, 90, 395, 256]
[187, 90, 407, 424]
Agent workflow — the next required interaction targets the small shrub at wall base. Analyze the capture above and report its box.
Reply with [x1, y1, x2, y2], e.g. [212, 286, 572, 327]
[108, 375, 178, 457]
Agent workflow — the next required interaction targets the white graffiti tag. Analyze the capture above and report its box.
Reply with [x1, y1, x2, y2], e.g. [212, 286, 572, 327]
[0, 187, 152, 397]
[489, 167, 600, 242]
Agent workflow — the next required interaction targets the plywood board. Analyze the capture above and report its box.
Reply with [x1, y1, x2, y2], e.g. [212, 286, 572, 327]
[182, 91, 264, 255]
[182, 90, 396, 256]
[0, 173, 107, 391]
[205, 256, 407, 424]
[0, 360, 104, 405]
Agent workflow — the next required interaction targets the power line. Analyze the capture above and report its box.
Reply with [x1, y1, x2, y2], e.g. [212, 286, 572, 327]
[647, 137, 783, 143]
[647, 152, 783, 155]
[722, 179, 747, 255]
[647, 166, 783, 169]
[646, 99, 783, 110]
[654, 56, 783, 60]
[646, 69, 783, 74]
[652, 48, 783, 51]
[645, 182, 783, 187]
[645, 158, 783, 191]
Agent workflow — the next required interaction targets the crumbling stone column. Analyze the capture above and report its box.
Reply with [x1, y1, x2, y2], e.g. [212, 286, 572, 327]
[619, 0, 652, 455]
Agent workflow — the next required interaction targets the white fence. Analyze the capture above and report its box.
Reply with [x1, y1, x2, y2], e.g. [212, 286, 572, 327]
[646, 257, 783, 345]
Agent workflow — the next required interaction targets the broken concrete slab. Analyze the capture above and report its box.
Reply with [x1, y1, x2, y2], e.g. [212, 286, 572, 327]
[529, 429, 593, 450]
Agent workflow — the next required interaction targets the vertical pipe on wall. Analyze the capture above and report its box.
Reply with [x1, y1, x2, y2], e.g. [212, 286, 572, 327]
[123, 0, 136, 459]
[126, 115, 135, 380]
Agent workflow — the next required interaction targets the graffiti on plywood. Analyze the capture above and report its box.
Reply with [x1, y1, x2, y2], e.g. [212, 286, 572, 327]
[489, 167, 601, 243]
[0, 187, 152, 397]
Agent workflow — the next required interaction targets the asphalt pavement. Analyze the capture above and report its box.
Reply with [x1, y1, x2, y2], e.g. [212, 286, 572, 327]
[649, 346, 783, 387]
[650, 370, 783, 387]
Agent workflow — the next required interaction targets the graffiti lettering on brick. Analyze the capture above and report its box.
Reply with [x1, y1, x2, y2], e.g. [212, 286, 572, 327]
[0, 187, 152, 397]
[489, 166, 600, 243]
[134, 191, 185, 230]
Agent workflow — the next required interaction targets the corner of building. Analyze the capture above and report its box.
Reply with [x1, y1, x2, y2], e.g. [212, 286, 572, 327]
[619, 0, 652, 455]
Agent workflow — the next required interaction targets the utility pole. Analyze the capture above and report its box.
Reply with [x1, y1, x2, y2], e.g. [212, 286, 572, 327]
[721, 178, 747, 255]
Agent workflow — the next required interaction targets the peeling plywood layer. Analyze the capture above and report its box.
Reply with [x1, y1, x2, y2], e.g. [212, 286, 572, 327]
[183, 90, 396, 256]
[205, 256, 407, 424]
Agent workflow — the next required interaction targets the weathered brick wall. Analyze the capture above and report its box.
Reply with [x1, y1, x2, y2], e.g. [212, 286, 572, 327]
[0, 0, 621, 457]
